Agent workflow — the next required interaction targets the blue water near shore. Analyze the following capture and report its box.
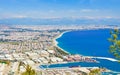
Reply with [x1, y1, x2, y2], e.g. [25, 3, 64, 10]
[57, 29, 113, 57]
[40, 29, 120, 73]
[56, 29, 120, 72]
[40, 59, 120, 72]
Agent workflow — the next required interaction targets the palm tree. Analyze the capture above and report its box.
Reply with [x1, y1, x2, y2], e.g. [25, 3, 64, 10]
[21, 64, 36, 75]
[16, 61, 36, 75]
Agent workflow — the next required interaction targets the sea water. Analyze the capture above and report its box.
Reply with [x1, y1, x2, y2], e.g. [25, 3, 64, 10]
[56, 29, 120, 72]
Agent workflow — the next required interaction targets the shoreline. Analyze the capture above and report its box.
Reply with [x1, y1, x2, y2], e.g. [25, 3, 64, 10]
[53, 28, 113, 47]
[53, 29, 118, 56]
[53, 29, 119, 62]
[53, 30, 72, 54]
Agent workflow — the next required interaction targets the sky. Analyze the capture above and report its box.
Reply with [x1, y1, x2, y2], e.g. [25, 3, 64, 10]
[0, 0, 120, 19]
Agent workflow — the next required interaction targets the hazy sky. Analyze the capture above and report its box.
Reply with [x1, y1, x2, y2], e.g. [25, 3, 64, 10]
[0, 0, 120, 19]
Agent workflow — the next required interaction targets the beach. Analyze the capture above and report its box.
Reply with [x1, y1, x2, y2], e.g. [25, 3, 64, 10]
[53, 30, 71, 54]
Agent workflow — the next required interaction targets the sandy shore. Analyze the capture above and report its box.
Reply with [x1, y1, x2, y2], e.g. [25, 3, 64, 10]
[53, 30, 71, 46]
[53, 30, 72, 54]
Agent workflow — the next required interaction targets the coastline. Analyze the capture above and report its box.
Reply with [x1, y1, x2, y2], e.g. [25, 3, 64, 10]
[53, 30, 72, 54]
[53, 29, 119, 62]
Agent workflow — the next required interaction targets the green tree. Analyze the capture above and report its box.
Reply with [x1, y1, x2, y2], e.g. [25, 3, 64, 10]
[108, 29, 120, 60]
[89, 69, 101, 75]
[21, 64, 36, 75]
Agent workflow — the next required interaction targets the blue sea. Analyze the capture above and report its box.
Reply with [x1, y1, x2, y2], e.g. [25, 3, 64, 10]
[40, 29, 120, 73]
[57, 29, 113, 57]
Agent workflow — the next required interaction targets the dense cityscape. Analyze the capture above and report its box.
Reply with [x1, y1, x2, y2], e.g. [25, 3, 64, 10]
[0, 25, 119, 75]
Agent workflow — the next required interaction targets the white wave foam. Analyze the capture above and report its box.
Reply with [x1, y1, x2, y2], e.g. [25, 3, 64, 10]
[90, 56, 118, 62]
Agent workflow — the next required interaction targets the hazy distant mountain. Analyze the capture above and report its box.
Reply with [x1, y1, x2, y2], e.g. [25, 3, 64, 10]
[0, 18, 120, 25]
[0, 24, 10, 30]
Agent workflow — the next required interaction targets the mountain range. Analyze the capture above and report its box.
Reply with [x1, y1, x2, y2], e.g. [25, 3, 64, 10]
[0, 18, 120, 25]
